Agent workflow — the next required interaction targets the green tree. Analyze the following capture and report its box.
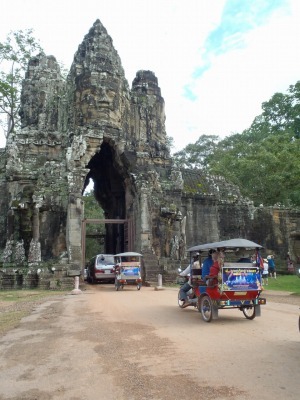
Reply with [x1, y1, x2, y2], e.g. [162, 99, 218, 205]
[166, 135, 174, 154]
[0, 29, 43, 138]
[173, 134, 219, 169]
[246, 81, 300, 141]
[208, 83, 300, 207]
[210, 133, 300, 206]
[83, 191, 105, 262]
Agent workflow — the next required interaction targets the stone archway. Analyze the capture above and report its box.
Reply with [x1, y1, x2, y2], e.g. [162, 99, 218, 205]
[83, 140, 130, 255]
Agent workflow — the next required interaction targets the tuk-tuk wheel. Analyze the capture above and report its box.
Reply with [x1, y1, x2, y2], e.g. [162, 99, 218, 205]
[241, 303, 256, 320]
[200, 295, 213, 322]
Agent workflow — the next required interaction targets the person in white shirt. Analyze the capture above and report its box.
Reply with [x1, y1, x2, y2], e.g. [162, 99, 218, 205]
[178, 253, 199, 303]
[262, 259, 269, 285]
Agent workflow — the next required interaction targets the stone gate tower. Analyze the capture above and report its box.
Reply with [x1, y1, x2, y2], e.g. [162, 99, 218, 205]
[1, 19, 300, 288]
[0, 20, 176, 283]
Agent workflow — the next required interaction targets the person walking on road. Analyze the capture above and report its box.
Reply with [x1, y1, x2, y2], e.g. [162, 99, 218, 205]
[267, 255, 276, 279]
[262, 259, 269, 285]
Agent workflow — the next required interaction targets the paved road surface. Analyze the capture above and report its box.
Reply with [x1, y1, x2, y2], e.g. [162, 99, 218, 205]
[0, 284, 299, 400]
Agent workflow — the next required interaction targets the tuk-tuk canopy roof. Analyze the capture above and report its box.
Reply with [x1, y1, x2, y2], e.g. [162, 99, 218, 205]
[114, 252, 143, 257]
[187, 238, 263, 253]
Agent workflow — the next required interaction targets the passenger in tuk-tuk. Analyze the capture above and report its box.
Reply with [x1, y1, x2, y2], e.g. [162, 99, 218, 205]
[209, 251, 221, 275]
[201, 249, 215, 280]
[207, 251, 224, 286]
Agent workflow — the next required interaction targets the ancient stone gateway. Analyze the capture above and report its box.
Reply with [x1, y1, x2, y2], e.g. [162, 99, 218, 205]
[0, 20, 300, 289]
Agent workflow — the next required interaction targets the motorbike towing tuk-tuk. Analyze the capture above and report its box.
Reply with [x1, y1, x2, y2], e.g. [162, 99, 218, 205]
[114, 252, 143, 291]
[179, 238, 267, 322]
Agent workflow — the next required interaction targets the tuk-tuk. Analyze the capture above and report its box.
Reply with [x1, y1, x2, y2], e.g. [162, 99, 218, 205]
[182, 238, 266, 322]
[114, 252, 143, 291]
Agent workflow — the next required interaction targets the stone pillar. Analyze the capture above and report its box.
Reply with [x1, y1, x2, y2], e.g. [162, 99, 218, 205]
[66, 194, 83, 268]
[2, 210, 15, 264]
[7, 209, 14, 239]
[71, 276, 82, 294]
[140, 185, 151, 251]
[28, 204, 41, 266]
[32, 206, 40, 240]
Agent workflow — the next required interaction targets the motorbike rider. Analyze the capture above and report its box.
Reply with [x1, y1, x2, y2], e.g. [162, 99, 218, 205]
[179, 252, 200, 304]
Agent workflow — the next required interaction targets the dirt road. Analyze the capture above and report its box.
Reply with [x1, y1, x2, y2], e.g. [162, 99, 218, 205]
[0, 284, 299, 400]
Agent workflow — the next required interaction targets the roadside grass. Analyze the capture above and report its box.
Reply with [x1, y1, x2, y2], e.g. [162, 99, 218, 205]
[264, 275, 300, 294]
[0, 290, 69, 337]
[0, 310, 29, 336]
[0, 289, 69, 302]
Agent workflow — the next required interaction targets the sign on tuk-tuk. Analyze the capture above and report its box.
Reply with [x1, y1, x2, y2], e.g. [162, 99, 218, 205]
[114, 252, 143, 291]
[222, 263, 262, 291]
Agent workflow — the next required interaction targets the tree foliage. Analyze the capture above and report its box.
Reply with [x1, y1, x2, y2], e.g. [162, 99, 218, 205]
[0, 29, 43, 138]
[210, 132, 300, 206]
[83, 191, 105, 262]
[174, 81, 300, 207]
[173, 134, 219, 169]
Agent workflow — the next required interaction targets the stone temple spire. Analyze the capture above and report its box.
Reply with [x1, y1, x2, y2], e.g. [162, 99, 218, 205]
[70, 19, 126, 78]
[67, 19, 130, 132]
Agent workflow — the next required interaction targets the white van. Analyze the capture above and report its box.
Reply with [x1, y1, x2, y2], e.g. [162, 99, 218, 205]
[86, 254, 115, 284]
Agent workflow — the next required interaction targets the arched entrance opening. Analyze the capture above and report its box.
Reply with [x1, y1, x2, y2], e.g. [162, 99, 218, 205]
[82, 140, 130, 260]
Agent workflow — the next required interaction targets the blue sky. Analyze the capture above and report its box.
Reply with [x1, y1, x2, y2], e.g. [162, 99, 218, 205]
[1, 0, 299, 151]
[186, 0, 286, 95]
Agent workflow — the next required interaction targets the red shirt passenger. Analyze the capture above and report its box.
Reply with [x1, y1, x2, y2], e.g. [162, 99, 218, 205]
[207, 251, 224, 285]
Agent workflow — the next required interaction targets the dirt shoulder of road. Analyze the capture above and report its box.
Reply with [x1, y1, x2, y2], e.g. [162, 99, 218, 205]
[262, 289, 300, 306]
[0, 293, 69, 338]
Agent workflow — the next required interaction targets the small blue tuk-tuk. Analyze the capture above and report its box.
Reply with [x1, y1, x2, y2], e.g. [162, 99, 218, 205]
[114, 252, 143, 291]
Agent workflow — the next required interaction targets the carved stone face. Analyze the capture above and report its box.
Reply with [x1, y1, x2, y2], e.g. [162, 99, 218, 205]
[91, 72, 118, 108]
[75, 72, 121, 126]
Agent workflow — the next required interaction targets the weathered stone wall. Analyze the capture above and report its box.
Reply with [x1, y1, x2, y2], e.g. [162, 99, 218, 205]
[0, 19, 299, 289]
[0, 150, 9, 250]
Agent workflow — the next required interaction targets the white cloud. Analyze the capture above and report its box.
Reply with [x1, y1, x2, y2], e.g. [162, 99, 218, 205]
[168, 0, 300, 150]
